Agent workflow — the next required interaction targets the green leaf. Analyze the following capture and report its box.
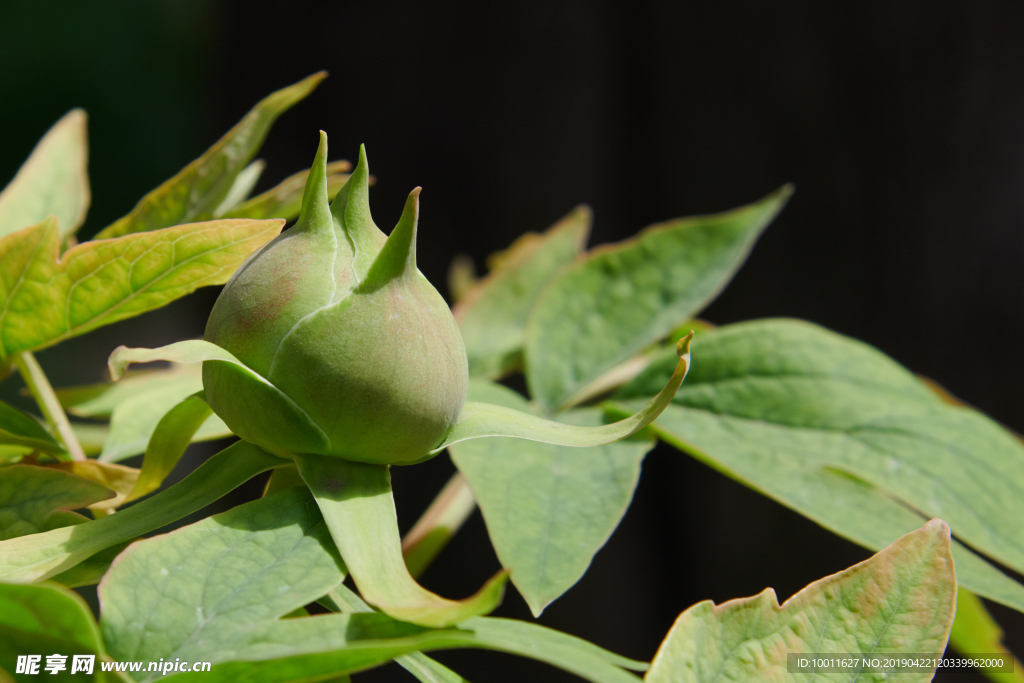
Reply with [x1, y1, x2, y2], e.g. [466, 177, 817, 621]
[949, 589, 1024, 683]
[644, 520, 956, 682]
[450, 380, 653, 615]
[93, 73, 325, 239]
[222, 160, 353, 221]
[427, 334, 691, 458]
[0, 109, 89, 238]
[0, 399, 64, 453]
[0, 465, 113, 540]
[295, 453, 508, 628]
[124, 393, 212, 502]
[454, 206, 590, 379]
[100, 488, 642, 683]
[0, 440, 287, 583]
[100, 486, 347, 676]
[0, 582, 109, 681]
[0, 216, 284, 358]
[614, 319, 1024, 613]
[526, 186, 792, 413]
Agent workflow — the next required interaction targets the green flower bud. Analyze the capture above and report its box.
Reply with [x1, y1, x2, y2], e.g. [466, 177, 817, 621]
[202, 133, 468, 465]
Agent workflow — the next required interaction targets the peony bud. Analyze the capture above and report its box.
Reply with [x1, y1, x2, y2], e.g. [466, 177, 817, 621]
[203, 132, 468, 465]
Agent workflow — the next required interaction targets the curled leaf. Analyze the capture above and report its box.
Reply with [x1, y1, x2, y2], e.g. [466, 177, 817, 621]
[427, 332, 692, 457]
[296, 453, 508, 627]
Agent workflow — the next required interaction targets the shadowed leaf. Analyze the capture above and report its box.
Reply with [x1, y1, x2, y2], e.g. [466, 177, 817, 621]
[0, 465, 113, 540]
[0, 582, 112, 682]
[0, 400, 64, 454]
[949, 589, 1024, 683]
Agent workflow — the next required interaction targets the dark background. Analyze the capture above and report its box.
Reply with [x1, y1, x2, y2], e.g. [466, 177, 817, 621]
[2, 1, 1023, 681]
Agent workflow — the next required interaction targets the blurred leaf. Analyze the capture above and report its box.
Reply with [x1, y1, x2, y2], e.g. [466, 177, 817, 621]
[45, 460, 139, 510]
[454, 206, 590, 379]
[0, 441, 287, 583]
[0, 465, 113, 540]
[0, 399, 64, 453]
[0, 216, 284, 358]
[94, 72, 325, 239]
[446, 253, 477, 304]
[526, 186, 791, 413]
[97, 371, 229, 464]
[949, 589, 1024, 683]
[645, 520, 955, 682]
[57, 366, 201, 418]
[615, 319, 1024, 613]
[71, 423, 108, 456]
[223, 160, 352, 221]
[211, 159, 265, 218]
[101, 487, 644, 683]
[0, 582, 111, 682]
[450, 380, 653, 616]
[0, 109, 89, 238]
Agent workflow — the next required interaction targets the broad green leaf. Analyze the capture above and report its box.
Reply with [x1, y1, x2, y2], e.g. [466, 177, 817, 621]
[100, 487, 347, 677]
[949, 589, 1024, 683]
[0, 440, 287, 583]
[0, 582, 109, 682]
[426, 334, 691, 458]
[614, 319, 1024, 613]
[45, 460, 139, 510]
[296, 453, 508, 627]
[645, 520, 956, 682]
[212, 159, 265, 218]
[526, 186, 792, 413]
[0, 216, 284, 359]
[0, 399, 64, 453]
[454, 206, 590, 379]
[223, 160, 353, 221]
[101, 488, 642, 683]
[94, 73, 325, 239]
[0, 109, 89, 238]
[450, 379, 653, 616]
[0, 465, 113, 540]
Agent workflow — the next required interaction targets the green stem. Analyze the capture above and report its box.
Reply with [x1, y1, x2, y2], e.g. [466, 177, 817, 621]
[402, 472, 476, 579]
[295, 454, 507, 628]
[0, 440, 287, 582]
[15, 351, 85, 461]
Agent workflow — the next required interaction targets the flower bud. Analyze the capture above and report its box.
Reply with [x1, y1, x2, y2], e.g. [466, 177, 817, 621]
[203, 133, 468, 464]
